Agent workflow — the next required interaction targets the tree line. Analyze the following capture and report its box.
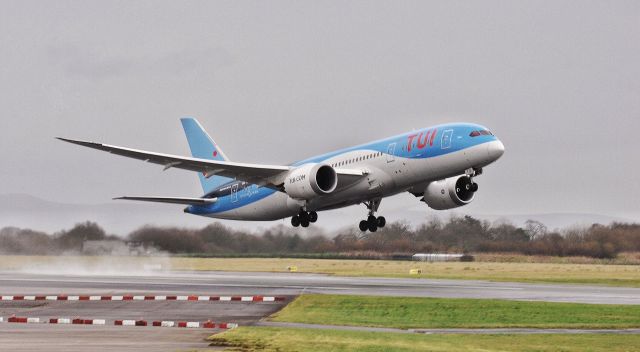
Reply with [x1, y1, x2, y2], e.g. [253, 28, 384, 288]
[1, 216, 639, 259]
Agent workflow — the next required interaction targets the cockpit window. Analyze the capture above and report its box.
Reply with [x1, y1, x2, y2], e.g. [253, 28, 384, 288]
[469, 130, 493, 137]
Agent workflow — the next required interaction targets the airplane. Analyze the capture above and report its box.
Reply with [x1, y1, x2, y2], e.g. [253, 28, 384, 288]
[58, 118, 504, 232]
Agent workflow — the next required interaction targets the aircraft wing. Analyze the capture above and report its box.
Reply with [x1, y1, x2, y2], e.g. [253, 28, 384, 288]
[57, 138, 364, 189]
[113, 196, 217, 205]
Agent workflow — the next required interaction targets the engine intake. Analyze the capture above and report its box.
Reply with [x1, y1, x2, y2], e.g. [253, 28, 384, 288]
[423, 175, 476, 210]
[284, 163, 338, 200]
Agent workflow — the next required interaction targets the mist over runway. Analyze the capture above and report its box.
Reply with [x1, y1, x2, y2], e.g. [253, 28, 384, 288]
[1, 271, 639, 305]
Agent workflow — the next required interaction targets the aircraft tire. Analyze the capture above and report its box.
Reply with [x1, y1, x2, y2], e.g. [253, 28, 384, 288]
[359, 220, 368, 232]
[291, 216, 300, 227]
[377, 216, 386, 228]
[308, 211, 318, 223]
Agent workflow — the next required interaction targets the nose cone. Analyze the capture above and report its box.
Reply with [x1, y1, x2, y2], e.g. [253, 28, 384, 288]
[487, 140, 505, 161]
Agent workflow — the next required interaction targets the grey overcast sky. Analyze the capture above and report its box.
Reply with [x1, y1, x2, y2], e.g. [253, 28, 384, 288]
[1, 0, 639, 228]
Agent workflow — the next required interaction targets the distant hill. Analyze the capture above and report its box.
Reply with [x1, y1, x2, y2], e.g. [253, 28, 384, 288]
[0, 193, 213, 235]
[0, 193, 636, 235]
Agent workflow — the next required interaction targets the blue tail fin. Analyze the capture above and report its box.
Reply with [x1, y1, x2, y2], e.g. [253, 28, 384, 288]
[180, 117, 233, 193]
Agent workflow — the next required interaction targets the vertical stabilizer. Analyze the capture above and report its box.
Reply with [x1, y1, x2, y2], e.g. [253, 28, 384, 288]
[180, 117, 233, 193]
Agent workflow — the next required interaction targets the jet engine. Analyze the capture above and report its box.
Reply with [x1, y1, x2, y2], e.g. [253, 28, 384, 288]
[283, 163, 338, 200]
[422, 175, 477, 210]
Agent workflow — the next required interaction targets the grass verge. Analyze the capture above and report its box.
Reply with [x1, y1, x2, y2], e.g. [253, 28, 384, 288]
[170, 257, 640, 287]
[208, 327, 640, 352]
[1, 255, 639, 287]
[270, 294, 640, 329]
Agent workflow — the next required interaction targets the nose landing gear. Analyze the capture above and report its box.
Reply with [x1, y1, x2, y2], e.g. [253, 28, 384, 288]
[359, 199, 386, 233]
[291, 210, 318, 228]
[466, 167, 481, 192]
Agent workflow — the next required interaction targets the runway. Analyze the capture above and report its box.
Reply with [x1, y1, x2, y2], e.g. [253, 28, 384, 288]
[1, 270, 638, 305]
[2, 270, 640, 351]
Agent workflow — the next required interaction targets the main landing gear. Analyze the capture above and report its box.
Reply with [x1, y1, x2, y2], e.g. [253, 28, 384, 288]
[291, 210, 318, 228]
[359, 198, 386, 233]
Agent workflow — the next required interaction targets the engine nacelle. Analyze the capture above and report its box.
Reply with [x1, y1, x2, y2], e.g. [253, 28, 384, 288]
[423, 175, 476, 210]
[283, 163, 338, 200]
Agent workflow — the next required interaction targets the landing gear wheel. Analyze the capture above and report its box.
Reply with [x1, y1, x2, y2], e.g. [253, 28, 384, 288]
[359, 220, 368, 232]
[291, 216, 300, 227]
[360, 198, 384, 233]
[300, 218, 310, 228]
[308, 211, 318, 223]
[367, 215, 378, 232]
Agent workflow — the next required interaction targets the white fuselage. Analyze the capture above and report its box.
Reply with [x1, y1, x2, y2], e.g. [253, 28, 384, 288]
[202, 139, 502, 221]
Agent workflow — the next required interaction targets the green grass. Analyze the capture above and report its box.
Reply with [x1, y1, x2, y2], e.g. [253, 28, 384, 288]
[270, 294, 640, 329]
[208, 327, 640, 352]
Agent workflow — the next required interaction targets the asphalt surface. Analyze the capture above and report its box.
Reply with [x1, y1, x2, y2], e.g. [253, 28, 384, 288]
[0, 299, 285, 323]
[1, 270, 638, 305]
[0, 324, 216, 352]
[0, 271, 296, 351]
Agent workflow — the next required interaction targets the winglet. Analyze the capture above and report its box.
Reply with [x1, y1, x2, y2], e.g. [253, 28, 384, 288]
[56, 137, 109, 151]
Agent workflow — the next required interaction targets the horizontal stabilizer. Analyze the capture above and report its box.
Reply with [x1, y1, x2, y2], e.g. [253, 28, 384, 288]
[113, 196, 217, 205]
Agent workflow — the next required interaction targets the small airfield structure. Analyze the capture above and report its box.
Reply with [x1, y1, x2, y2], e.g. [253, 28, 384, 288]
[412, 253, 472, 262]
